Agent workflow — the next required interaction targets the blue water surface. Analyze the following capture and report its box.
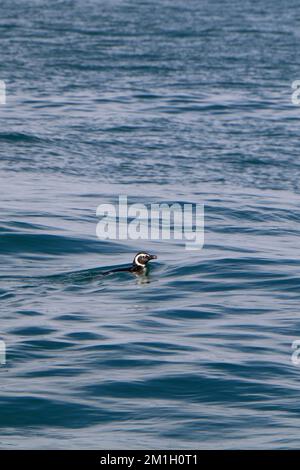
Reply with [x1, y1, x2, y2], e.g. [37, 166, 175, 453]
[1, 0, 300, 449]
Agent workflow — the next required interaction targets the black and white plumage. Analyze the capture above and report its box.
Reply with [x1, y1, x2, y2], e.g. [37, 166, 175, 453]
[130, 252, 157, 274]
[103, 252, 157, 276]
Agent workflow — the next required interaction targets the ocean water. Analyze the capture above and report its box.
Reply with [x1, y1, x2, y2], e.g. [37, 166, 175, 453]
[1, 0, 300, 449]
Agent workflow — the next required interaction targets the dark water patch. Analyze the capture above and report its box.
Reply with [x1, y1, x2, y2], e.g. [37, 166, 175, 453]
[0, 396, 125, 428]
[0, 290, 14, 301]
[54, 313, 93, 322]
[0, 233, 100, 255]
[24, 367, 84, 378]
[84, 374, 281, 404]
[10, 326, 55, 336]
[0, 132, 46, 144]
[65, 331, 104, 341]
[3, 221, 61, 232]
[17, 310, 42, 317]
[152, 308, 219, 320]
[20, 339, 73, 352]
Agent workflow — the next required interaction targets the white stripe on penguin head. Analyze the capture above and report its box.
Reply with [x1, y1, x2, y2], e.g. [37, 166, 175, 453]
[134, 253, 147, 266]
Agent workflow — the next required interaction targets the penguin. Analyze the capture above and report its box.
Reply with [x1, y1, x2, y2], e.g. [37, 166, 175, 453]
[130, 252, 157, 275]
[103, 252, 157, 276]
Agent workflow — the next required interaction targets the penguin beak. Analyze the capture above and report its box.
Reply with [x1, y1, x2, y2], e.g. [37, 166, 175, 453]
[149, 254, 157, 260]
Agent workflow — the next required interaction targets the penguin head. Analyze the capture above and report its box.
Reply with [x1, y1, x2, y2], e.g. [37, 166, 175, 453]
[133, 252, 157, 267]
